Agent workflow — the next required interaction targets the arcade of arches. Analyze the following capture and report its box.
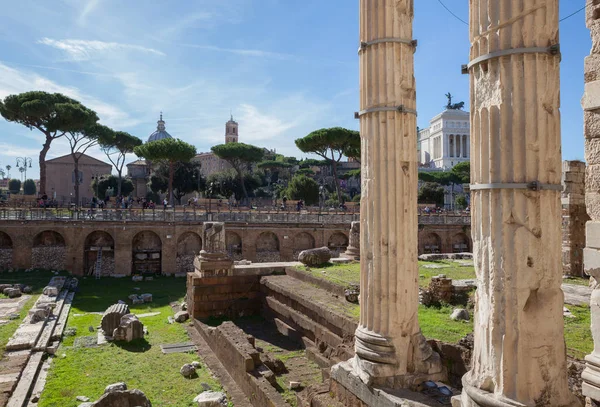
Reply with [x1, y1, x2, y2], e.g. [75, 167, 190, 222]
[0, 220, 470, 274]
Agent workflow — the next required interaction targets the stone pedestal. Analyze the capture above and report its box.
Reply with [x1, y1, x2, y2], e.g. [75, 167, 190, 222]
[562, 161, 589, 277]
[342, 221, 360, 260]
[583, 1, 600, 402]
[461, 0, 579, 406]
[341, 0, 444, 393]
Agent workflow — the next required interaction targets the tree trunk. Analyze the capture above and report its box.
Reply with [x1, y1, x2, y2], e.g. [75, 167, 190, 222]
[331, 153, 342, 203]
[39, 136, 52, 196]
[239, 170, 249, 204]
[168, 161, 174, 207]
[117, 169, 122, 196]
[73, 155, 80, 206]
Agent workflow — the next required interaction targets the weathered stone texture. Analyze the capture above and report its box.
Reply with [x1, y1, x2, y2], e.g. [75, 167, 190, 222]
[112, 314, 144, 342]
[0, 249, 12, 270]
[462, 0, 578, 405]
[101, 304, 130, 336]
[350, 0, 444, 389]
[298, 247, 332, 267]
[176, 254, 195, 274]
[31, 247, 65, 270]
[563, 161, 589, 277]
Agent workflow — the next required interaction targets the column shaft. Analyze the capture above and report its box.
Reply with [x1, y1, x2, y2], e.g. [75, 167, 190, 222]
[582, 0, 600, 402]
[462, 0, 577, 406]
[355, 0, 442, 387]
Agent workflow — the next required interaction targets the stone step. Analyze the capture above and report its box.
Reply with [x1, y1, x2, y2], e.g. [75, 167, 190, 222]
[51, 291, 74, 342]
[261, 275, 358, 339]
[6, 352, 43, 407]
[33, 290, 69, 352]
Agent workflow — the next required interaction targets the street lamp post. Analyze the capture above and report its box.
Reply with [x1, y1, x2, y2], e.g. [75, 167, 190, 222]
[15, 157, 32, 182]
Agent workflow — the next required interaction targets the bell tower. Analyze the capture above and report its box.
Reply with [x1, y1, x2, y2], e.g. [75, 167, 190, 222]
[225, 114, 238, 144]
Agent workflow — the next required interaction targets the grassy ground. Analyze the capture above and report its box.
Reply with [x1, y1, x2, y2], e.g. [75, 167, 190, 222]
[563, 276, 591, 287]
[304, 260, 477, 288]
[0, 270, 69, 359]
[299, 262, 593, 357]
[38, 276, 222, 407]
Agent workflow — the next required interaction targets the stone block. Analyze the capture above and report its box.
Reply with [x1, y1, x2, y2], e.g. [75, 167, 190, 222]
[193, 391, 227, 406]
[587, 138, 600, 165]
[112, 314, 144, 342]
[298, 247, 332, 267]
[587, 222, 600, 250]
[140, 293, 152, 303]
[585, 247, 600, 279]
[588, 191, 600, 221]
[583, 80, 600, 111]
[42, 286, 58, 297]
[585, 111, 600, 139]
[101, 304, 130, 336]
[587, 165, 600, 192]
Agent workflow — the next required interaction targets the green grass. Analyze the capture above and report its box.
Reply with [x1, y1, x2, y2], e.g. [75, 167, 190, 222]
[302, 260, 476, 289]
[564, 305, 593, 360]
[39, 276, 222, 407]
[419, 305, 473, 343]
[563, 277, 591, 287]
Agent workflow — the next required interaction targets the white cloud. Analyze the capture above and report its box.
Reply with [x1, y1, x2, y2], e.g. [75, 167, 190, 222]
[179, 44, 296, 60]
[0, 62, 138, 129]
[38, 38, 165, 61]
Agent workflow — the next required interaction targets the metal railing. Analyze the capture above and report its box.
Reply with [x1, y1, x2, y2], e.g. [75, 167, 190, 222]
[0, 207, 471, 225]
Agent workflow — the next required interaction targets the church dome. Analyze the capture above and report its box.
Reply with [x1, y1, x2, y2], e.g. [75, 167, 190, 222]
[148, 113, 173, 143]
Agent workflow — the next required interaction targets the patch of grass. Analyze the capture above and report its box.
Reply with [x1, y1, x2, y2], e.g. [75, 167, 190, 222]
[0, 295, 38, 359]
[564, 305, 593, 359]
[563, 277, 590, 287]
[419, 305, 473, 343]
[38, 276, 222, 407]
[298, 260, 477, 289]
[417, 261, 475, 287]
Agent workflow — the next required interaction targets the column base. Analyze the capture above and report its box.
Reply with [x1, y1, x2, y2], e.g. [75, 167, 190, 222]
[331, 359, 447, 407]
[459, 375, 581, 407]
[354, 326, 446, 388]
[584, 354, 600, 402]
[341, 247, 360, 261]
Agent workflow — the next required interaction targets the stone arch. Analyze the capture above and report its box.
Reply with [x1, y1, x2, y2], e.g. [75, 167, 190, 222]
[84, 231, 115, 277]
[132, 231, 162, 275]
[32, 230, 66, 270]
[0, 232, 12, 271]
[256, 231, 280, 263]
[176, 232, 202, 274]
[451, 232, 471, 253]
[293, 232, 316, 260]
[226, 231, 243, 261]
[422, 232, 442, 254]
[328, 232, 349, 258]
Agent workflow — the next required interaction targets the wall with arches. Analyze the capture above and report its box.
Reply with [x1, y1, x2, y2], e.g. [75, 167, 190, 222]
[0, 220, 469, 275]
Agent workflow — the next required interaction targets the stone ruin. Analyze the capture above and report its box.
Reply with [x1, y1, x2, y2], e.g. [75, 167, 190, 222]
[112, 314, 144, 342]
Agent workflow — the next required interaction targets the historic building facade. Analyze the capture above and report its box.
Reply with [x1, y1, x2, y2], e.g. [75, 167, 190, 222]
[418, 109, 470, 169]
[195, 116, 238, 178]
[46, 153, 112, 204]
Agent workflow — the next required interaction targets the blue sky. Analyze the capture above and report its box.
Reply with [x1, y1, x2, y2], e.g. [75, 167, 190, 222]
[0, 0, 590, 180]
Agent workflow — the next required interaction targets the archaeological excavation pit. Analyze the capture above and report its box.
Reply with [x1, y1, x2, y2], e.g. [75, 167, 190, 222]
[84, 231, 115, 277]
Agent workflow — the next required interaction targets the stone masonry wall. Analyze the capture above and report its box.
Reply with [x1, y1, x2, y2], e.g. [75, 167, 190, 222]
[562, 160, 589, 277]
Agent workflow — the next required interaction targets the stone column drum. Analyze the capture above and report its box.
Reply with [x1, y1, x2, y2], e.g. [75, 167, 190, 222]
[462, 0, 578, 406]
[342, 221, 360, 260]
[582, 1, 600, 403]
[351, 0, 443, 388]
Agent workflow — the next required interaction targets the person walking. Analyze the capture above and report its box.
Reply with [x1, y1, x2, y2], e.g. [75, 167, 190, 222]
[163, 198, 168, 210]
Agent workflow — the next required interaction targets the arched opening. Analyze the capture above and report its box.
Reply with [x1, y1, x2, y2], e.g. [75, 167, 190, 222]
[0, 232, 13, 271]
[293, 232, 316, 260]
[177, 232, 202, 274]
[328, 232, 349, 258]
[32, 230, 66, 270]
[132, 231, 162, 275]
[422, 233, 442, 254]
[451, 233, 471, 253]
[84, 231, 115, 277]
[256, 232, 280, 263]
[226, 231, 243, 261]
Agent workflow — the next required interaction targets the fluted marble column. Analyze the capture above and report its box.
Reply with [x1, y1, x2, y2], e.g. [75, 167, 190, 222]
[582, 1, 600, 403]
[354, 0, 443, 388]
[461, 1, 579, 406]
